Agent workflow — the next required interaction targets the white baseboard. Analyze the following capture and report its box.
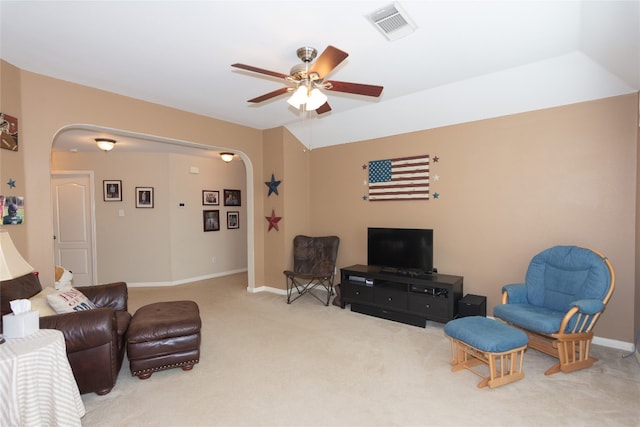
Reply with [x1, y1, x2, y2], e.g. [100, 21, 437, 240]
[249, 285, 287, 295]
[592, 336, 635, 352]
[127, 269, 247, 287]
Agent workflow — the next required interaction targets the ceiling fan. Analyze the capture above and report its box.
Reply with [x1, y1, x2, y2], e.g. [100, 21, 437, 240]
[231, 45, 383, 115]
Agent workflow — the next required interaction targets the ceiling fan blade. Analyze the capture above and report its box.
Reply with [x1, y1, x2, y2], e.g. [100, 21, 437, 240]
[232, 63, 289, 80]
[325, 80, 384, 97]
[308, 46, 349, 80]
[315, 102, 332, 115]
[247, 87, 291, 103]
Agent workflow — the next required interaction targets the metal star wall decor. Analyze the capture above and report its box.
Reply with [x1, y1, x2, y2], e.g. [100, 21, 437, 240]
[265, 209, 282, 231]
[265, 173, 281, 196]
[7, 178, 16, 189]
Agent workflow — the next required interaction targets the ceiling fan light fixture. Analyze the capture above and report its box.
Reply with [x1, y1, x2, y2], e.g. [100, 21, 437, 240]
[287, 86, 308, 109]
[305, 88, 328, 111]
[95, 138, 116, 152]
[220, 152, 235, 163]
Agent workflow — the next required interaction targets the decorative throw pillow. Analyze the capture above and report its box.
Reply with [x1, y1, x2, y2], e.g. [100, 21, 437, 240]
[46, 286, 97, 314]
[28, 287, 58, 317]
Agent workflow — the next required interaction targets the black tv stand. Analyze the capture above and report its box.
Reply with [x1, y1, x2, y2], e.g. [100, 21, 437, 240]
[340, 265, 463, 327]
[381, 267, 436, 280]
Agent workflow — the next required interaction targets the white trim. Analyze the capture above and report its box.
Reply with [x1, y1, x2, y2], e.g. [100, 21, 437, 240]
[592, 336, 635, 352]
[249, 285, 287, 295]
[127, 269, 248, 288]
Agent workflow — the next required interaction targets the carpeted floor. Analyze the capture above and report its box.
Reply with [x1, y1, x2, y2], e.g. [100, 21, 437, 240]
[80, 273, 640, 426]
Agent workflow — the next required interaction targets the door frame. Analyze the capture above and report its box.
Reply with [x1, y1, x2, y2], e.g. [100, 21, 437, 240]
[51, 170, 98, 285]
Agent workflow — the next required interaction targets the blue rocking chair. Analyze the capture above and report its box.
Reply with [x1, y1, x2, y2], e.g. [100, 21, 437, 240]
[493, 246, 615, 375]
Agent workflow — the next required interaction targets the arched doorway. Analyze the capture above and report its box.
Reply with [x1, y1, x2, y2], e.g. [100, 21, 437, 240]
[50, 124, 256, 290]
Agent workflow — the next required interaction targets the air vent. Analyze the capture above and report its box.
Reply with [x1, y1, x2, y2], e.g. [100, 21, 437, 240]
[368, 2, 417, 41]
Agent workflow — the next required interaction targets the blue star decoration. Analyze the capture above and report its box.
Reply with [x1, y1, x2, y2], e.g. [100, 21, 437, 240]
[265, 209, 282, 231]
[433, 192, 440, 199]
[363, 195, 369, 201]
[265, 173, 281, 196]
[7, 178, 16, 189]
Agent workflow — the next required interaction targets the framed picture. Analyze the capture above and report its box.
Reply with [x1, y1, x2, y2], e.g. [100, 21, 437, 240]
[227, 211, 239, 229]
[0, 113, 19, 151]
[136, 187, 154, 208]
[1, 195, 24, 225]
[223, 189, 241, 206]
[103, 180, 122, 201]
[203, 210, 220, 232]
[202, 190, 219, 206]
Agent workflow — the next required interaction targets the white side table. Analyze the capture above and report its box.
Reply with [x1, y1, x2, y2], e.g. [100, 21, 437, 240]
[0, 329, 86, 426]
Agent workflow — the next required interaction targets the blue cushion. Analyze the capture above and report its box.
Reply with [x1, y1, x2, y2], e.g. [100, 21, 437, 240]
[493, 303, 568, 334]
[444, 316, 528, 353]
[572, 298, 605, 315]
[525, 246, 610, 312]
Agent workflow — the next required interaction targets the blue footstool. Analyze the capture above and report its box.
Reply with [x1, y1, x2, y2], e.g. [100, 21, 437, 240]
[444, 316, 528, 388]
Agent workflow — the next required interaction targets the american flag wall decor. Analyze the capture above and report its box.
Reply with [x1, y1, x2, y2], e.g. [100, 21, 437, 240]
[368, 154, 429, 201]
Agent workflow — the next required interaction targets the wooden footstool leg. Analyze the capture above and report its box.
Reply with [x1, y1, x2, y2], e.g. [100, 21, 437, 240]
[487, 347, 526, 388]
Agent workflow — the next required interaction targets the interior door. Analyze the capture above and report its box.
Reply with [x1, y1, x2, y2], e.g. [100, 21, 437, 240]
[51, 172, 97, 286]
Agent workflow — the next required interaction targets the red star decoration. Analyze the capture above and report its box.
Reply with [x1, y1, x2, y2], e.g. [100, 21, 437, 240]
[265, 209, 282, 231]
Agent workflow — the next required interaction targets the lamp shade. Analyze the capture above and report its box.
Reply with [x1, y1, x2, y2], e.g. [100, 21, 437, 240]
[0, 229, 34, 281]
[286, 86, 308, 109]
[305, 88, 328, 110]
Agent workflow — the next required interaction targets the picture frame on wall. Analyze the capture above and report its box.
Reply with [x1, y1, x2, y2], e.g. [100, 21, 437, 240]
[202, 190, 219, 206]
[103, 180, 122, 201]
[136, 187, 154, 208]
[1, 195, 24, 225]
[223, 189, 241, 206]
[203, 210, 220, 232]
[0, 112, 19, 151]
[227, 211, 239, 229]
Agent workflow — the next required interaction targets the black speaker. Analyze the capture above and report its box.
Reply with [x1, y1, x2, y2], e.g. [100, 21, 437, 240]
[458, 294, 487, 318]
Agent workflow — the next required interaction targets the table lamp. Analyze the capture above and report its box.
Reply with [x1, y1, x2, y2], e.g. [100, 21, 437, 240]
[0, 229, 34, 281]
[0, 228, 35, 343]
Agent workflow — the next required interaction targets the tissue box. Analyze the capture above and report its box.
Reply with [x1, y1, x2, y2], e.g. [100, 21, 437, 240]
[2, 311, 39, 338]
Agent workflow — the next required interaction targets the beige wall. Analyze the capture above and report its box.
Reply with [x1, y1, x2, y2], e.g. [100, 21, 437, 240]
[51, 151, 247, 284]
[261, 128, 286, 288]
[3, 64, 264, 287]
[282, 130, 311, 266]
[310, 94, 638, 342]
[636, 93, 640, 341]
[0, 61, 27, 254]
[2, 59, 638, 344]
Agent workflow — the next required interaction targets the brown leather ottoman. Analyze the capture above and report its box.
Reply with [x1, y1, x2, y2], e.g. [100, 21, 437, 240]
[127, 300, 201, 379]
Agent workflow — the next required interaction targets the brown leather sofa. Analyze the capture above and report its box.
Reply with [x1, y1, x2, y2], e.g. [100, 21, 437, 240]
[1, 272, 131, 395]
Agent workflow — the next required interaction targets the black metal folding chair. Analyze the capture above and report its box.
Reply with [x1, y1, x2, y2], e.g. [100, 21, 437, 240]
[283, 235, 340, 305]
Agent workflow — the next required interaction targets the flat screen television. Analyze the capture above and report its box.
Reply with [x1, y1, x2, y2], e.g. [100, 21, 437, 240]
[367, 227, 434, 274]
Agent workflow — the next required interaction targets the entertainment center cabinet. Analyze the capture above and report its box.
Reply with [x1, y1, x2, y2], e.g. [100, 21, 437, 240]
[339, 264, 463, 327]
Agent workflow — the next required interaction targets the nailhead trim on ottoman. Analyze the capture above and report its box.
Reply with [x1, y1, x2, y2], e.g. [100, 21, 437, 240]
[127, 300, 201, 379]
[444, 316, 528, 388]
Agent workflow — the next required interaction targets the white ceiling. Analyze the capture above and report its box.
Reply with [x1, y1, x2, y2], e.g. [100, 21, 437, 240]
[1, 1, 638, 154]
